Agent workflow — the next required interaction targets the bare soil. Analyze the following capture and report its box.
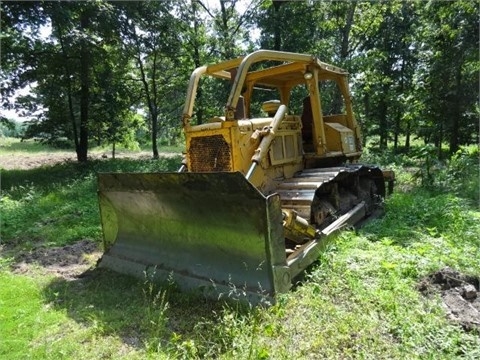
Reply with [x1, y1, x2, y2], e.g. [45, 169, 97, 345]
[0, 151, 76, 170]
[0, 150, 160, 170]
[418, 267, 480, 334]
[9, 240, 102, 280]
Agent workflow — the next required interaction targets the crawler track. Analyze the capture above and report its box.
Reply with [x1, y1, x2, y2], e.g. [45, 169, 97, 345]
[275, 165, 386, 229]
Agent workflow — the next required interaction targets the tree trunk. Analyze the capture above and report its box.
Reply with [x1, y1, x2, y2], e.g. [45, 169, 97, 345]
[378, 93, 388, 150]
[363, 92, 370, 145]
[56, 21, 79, 150]
[436, 122, 443, 159]
[219, 0, 234, 59]
[339, 2, 356, 63]
[273, 1, 283, 51]
[332, 3, 357, 115]
[133, 26, 159, 159]
[394, 58, 406, 152]
[151, 51, 160, 159]
[77, 8, 90, 162]
[405, 120, 411, 152]
[151, 110, 159, 159]
[393, 113, 399, 151]
[449, 66, 462, 155]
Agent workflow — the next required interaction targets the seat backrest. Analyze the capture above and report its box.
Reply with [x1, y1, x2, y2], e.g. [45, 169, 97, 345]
[262, 100, 281, 117]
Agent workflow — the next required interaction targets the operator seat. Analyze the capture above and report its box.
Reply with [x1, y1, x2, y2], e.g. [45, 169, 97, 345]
[262, 100, 281, 117]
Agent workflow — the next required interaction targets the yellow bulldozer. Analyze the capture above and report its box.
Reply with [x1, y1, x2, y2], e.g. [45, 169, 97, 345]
[97, 50, 394, 303]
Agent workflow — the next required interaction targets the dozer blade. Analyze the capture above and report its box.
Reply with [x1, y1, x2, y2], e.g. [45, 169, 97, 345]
[97, 172, 291, 303]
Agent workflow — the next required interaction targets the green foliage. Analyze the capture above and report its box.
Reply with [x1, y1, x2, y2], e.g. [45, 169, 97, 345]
[1, 178, 101, 247]
[364, 190, 480, 256]
[117, 0, 185, 158]
[0, 119, 26, 138]
[419, 0, 479, 153]
[411, 144, 438, 188]
[408, 144, 479, 203]
[141, 273, 170, 353]
[436, 145, 480, 203]
[363, 142, 479, 204]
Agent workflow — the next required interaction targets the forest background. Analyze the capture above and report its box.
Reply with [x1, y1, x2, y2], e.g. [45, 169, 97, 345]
[1, 0, 478, 161]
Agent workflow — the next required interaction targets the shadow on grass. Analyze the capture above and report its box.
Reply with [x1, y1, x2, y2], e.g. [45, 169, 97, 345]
[7, 239, 100, 276]
[42, 267, 254, 356]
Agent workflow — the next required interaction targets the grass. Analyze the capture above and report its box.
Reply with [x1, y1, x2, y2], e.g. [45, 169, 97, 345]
[1, 156, 182, 248]
[0, 140, 479, 359]
[0, 137, 183, 155]
[0, 270, 151, 359]
[0, 137, 64, 154]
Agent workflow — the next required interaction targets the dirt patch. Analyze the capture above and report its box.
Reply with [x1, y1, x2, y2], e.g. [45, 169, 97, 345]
[0, 152, 76, 170]
[9, 240, 102, 280]
[418, 267, 480, 333]
[0, 150, 178, 170]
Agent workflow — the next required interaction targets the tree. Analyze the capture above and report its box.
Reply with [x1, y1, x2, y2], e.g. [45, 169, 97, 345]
[2, 1, 137, 160]
[118, 1, 183, 158]
[198, 0, 259, 59]
[2, 1, 145, 160]
[347, 1, 422, 151]
[256, 1, 325, 53]
[0, 2, 47, 113]
[90, 47, 144, 157]
[175, 0, 213, 125]
[419, 0, 479, 155]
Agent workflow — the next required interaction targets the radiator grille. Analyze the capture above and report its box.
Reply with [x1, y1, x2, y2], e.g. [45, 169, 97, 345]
[189, 135, 232, 172]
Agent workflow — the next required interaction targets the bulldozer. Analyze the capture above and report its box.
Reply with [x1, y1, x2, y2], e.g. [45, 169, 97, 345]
[97, 50, 394, 303]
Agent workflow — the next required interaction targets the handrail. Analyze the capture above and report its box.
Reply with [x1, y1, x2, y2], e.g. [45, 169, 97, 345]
[182, 65, 207, 127]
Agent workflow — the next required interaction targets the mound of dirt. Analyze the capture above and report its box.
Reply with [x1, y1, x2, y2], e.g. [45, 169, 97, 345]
[10, 240, 101, 280]
[418, 267, 480, 333]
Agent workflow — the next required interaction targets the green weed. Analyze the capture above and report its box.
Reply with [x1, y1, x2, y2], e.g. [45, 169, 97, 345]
[141, 271, 171, 354]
